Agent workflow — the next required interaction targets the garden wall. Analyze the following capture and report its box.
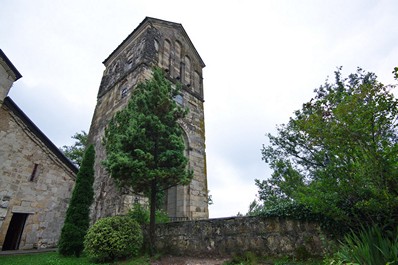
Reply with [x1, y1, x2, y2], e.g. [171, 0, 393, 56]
[154, 216, 326, 258]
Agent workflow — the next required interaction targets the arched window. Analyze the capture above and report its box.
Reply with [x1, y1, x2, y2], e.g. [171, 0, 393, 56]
[184, 56, 191, 85]
[165, 128, 190, 219]
[193, 71, 200, 94]
[163, 40, 171, 70]
[154, 39, 160, 66]
[126, 53, 134, 71]
[173, 41, 182, 77]
[181, 129, 190, 159]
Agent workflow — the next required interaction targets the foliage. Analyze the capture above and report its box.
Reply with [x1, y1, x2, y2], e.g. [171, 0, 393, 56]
[224, 252, 258, 265]
[245, 200, 263, 216]
[58, 145, 95, 257]
[60, 131, 88, 167]
[207, 190, 214, 205]
[329, 225, 398, 265]
[222, 253, 323, 265]
[258, 67, 398, 230]
[272, 257, 323, 265]
[128, 203, 150, 225]
[0, 252, 150, 265]
[128, 203, 169, 225]
[84, 215, 143, 263]
[255, 201, 345, 237]
[102, 67, 192, 254]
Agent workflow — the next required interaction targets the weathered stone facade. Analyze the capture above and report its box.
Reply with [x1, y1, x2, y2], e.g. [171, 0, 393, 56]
[0, 50, 77, 250]
[88, 17, 208, 221]
[0, 53, 17, 105]
[154, 216, 326, 258]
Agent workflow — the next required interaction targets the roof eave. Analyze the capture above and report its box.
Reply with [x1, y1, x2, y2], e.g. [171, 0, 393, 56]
[3, 97, 78, 175]
[0, 49, 22, 81]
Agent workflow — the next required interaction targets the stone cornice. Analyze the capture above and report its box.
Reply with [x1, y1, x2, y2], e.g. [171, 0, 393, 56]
[103, 17, 205, 68]
[0, 49, 22, 81]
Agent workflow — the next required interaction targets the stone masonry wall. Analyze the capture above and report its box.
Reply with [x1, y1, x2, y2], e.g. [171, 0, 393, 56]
[154, 216, 325, 258]
[0, 105, 75, 249]
[89, 18, 208, 221]
[0, 63, 14, 103]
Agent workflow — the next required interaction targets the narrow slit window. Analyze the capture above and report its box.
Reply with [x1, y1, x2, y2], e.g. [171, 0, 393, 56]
[29, 164, 39, 182]
[121, 87, 128, 98]
[184, 56, 191, 85]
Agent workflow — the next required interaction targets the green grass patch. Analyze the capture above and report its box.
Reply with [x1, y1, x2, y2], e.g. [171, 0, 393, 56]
[0, 252, 150, 265]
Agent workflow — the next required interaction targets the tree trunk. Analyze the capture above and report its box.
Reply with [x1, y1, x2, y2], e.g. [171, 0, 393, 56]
[149, 179, 157, 256]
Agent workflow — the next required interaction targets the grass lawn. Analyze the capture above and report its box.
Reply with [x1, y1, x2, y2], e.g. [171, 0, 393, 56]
[0, 252, 150, 265]
[0, 251, 324, 265]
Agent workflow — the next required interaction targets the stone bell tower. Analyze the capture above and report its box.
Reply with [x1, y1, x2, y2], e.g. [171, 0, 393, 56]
[88, 17, 208, 221]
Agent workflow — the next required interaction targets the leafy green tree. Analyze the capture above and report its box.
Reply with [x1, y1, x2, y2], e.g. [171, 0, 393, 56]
[58, 144, 95, 257]
[102, 68, 192, 254]
[60, 131, 88, 167]
[258, 67, 398, 229]
[245, 200, 263, 216]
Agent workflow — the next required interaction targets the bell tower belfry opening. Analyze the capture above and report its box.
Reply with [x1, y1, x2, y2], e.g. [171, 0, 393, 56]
[88, 17, 208, 221]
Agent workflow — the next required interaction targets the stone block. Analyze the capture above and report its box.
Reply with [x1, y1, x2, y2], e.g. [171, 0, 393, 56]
[0, 208, 7, 218]
[0, 200, 9, 208]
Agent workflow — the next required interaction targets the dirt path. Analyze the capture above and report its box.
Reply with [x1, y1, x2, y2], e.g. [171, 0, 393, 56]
[150, 255, 229, 265]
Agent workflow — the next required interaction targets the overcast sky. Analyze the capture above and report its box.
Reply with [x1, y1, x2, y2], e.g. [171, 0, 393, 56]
[1, 0, 398, 218]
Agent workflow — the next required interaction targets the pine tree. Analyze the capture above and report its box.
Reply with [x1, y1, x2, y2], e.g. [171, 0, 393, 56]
[103, 68, 192, 254]
[58, 144, 95, 256]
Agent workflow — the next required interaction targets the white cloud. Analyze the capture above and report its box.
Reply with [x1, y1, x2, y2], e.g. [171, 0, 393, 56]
[208, 154, 258, 218]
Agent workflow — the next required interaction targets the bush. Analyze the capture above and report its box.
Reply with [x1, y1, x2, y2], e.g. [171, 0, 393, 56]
[258, 201, 345, 237]
[84, 216, 143, 262]
[331, 225, 398, 265]
[128, 203, 169, 225]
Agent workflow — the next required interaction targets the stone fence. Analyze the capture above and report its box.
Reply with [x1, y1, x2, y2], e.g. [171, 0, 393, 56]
[154, 216, 326, 258]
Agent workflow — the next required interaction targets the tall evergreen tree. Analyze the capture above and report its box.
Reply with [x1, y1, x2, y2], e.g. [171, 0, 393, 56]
[102, 68, 192, 254]
[58, 144, 95, 257]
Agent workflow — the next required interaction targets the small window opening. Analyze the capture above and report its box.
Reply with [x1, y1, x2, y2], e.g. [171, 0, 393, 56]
[121, 87, 128, 98]
[29, 164, 39, 182]
[174, 94, 184, 105]
[126, 59, 133, 70]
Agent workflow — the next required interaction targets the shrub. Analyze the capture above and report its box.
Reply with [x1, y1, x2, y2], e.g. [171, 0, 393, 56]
[258, 201, 346, 237]
[332, 225, 398, 265]
[84, 215, 143, 262]
[128, 204, 150, 225]
[128, 203, 169, 225]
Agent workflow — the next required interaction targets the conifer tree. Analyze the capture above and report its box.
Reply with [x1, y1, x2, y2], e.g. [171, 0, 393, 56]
[58, 144, 95, 257]
[103, 68, 192, 254]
